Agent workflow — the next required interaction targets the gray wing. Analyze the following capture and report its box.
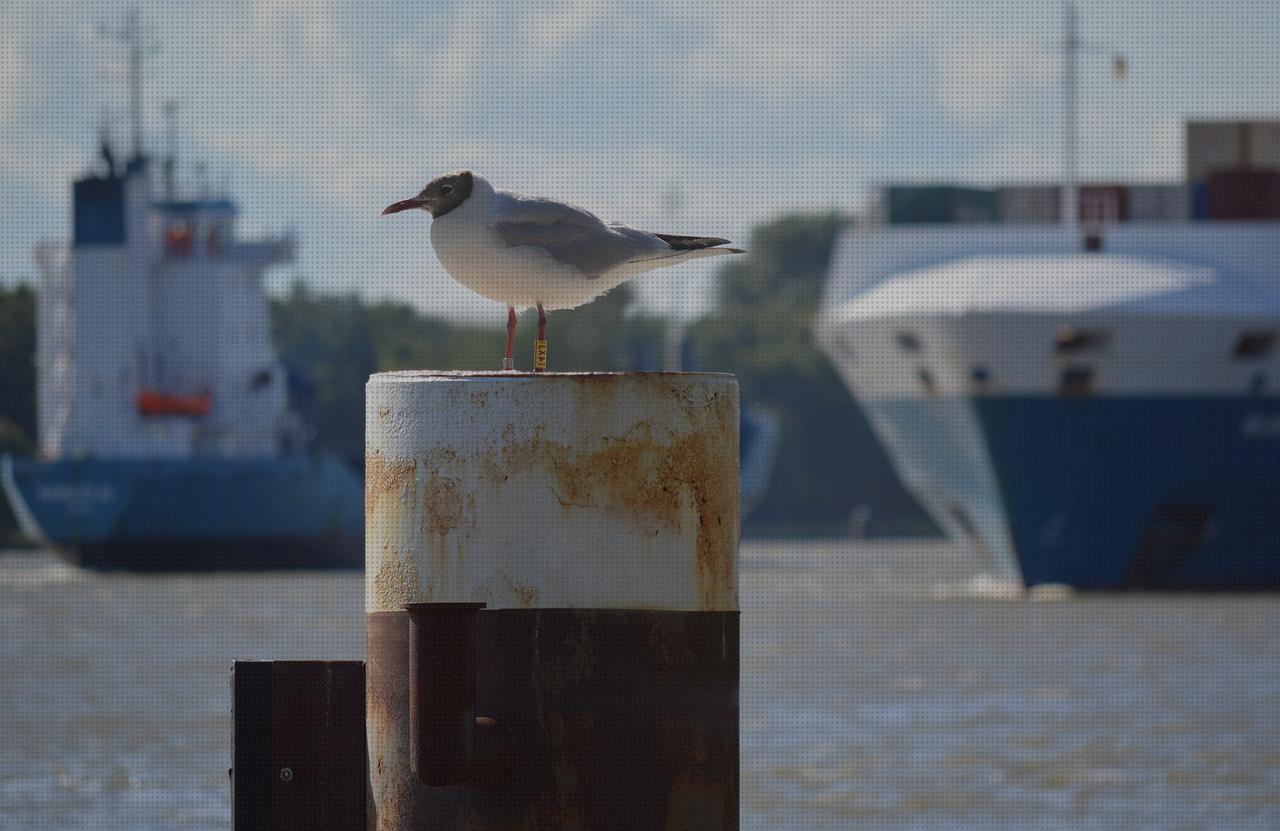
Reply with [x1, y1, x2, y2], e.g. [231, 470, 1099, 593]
[490, 194, 669, 278]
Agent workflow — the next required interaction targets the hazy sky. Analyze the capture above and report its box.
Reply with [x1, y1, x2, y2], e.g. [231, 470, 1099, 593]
[3, 0, 1277, 321]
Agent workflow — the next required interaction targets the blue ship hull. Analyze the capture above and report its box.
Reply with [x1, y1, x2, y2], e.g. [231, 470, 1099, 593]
[1, 455, 362, 571]
[973, 396, 1280, 590]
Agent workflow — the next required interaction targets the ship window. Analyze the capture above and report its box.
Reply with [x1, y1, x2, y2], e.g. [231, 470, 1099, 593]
[1056, 327, 1110, 354]
[896, 332, 922, 352]
[1234, 331, 1276, 359]
[917, 367, 938, 395]
[1059, 366, 1093, 397]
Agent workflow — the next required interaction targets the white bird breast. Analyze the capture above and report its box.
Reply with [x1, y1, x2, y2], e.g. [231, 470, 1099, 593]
[429, 208, 625, 311]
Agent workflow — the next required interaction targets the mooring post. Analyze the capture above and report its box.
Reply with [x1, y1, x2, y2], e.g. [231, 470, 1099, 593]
[365, 371, 741, 830]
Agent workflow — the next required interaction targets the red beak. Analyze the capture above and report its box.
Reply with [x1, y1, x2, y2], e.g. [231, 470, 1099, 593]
[382, 198, 425, 216]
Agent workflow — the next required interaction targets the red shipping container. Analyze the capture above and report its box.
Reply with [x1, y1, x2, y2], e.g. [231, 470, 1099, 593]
[1079, 185, 1129, 223]
[1205, 169, 1280, 220]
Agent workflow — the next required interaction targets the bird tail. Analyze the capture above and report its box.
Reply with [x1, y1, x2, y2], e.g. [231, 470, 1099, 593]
[653, 233, 744, 254]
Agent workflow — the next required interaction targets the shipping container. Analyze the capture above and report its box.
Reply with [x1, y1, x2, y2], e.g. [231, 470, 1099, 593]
[1247, 122, 1280, 170]
[886, 186, 998, 225]
[1128, 184, 1192, 222]
[1186, 121, 1280, 183]
[997, 186, 1061, 223]
[1187, 122, 1243, 184]
[1193, 183, 1209, 220]
[1205, 169, 1280, 220]
[1079, 185, 1129, 224]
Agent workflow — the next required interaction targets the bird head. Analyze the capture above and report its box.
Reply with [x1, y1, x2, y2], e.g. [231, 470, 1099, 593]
[382, 170, 474, 218]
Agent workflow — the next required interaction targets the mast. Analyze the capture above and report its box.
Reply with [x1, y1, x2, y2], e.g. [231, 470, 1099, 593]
[1062, 0, 1079, 231]
[1060, 2, 1128, 234]
[163, 100, 182, 197]
[97, 7, 155, 162]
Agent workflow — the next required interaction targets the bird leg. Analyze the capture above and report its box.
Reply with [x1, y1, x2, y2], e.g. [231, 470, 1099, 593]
[534, 303, 548, 373]
[503, 305, 516, 371]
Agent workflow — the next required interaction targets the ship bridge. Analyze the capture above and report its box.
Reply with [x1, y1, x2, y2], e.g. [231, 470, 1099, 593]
[38, 156, 297, 461]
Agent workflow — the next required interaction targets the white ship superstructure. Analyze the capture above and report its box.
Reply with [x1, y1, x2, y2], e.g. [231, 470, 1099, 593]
[37, 156, 295, 460]
[816, 120, 1280, 589]
[0, 10, 362, 570]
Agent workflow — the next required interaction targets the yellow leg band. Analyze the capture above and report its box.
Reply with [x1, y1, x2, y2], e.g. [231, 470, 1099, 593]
[534, 340, 548, 372]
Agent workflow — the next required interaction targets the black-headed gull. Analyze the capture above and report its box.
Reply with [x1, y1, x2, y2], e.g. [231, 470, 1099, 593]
[383, 170, 743, 371]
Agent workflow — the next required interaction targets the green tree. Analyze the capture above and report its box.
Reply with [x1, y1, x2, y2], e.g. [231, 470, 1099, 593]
[270, 281, 665, 466]
[692, 214, 934, 535]
[0, 285, 36, 443]
[0, 284, 36, 544]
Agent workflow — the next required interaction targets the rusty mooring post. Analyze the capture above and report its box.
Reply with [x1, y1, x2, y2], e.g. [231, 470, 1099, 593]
[366, 371, 740, 830]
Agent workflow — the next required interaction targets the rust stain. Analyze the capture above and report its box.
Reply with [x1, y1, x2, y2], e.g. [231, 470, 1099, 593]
[367, 453, 428, 610]
[419, 457, 476, 586]
[369, 375, 739, 610]
[482, 379, 739, 610]
[368, 447, 481, 607]
[503, 574, 540, 608]
[364, 451, 419, 517]
[372, 549, 421, 610]
[421, 468, 466, 536]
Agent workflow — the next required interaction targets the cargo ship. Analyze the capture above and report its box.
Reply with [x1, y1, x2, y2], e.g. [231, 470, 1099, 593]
[0, 15, 362, 570]
[816, 119, 1280, 589]
[0, 144, 364, 570]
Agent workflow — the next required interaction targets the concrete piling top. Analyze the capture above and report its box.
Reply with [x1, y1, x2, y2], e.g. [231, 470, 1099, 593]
[365, 371, 740, 613]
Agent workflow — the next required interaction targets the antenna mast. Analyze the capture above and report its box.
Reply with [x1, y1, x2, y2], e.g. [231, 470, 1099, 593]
[163, 100, 182, 197]
[1062, 0, 1079, 231]
[1060, 1, 1128, 234]
[97, 8, 156, 162]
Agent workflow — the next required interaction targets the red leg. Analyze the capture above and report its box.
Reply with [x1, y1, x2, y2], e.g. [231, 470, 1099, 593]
[504, 305, 516, 371]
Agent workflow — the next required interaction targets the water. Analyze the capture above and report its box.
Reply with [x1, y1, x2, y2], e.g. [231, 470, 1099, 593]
[1, 541, 1278, 830]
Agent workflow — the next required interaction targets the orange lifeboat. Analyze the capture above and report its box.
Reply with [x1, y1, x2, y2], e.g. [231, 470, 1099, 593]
[136, 389, 212, 417]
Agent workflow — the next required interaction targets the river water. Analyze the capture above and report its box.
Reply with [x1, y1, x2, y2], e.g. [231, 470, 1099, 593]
[1, 540, 1277, 830]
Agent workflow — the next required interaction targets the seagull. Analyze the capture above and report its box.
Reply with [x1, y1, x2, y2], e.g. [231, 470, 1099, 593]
[382, 170, 743, 371]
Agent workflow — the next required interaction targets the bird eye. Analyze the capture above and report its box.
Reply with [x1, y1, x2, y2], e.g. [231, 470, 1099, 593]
[441, 184, 454, 195]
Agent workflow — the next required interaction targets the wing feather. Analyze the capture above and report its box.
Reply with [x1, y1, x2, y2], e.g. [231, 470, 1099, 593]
[490, 194, 669, 278]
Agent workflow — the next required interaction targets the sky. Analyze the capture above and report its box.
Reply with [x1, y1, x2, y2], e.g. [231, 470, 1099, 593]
[2, 0, 1278, 322]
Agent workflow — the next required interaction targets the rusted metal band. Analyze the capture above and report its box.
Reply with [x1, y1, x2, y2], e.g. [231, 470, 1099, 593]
[367, 608, 739, 830]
